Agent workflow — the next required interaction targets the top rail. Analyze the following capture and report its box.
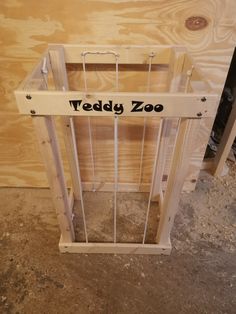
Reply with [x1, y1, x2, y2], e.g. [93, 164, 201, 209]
[50, 44, 174, 65]
[15, 44, 219, 117]
[15, 90, 219, 118]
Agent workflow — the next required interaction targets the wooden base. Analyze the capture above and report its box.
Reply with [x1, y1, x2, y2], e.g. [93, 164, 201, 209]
[59, 238, 171, 255]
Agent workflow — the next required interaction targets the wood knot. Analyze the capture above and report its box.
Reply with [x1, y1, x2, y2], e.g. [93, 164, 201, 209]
[185, 16, 208, 31]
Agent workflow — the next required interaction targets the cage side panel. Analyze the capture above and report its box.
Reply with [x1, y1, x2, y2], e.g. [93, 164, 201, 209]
[32, 116, 75, 243]
[73, 116, 161, 186]
[66, 63, 169, 93]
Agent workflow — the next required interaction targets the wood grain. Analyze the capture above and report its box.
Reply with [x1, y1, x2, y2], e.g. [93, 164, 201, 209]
[0, 0, 235, 187]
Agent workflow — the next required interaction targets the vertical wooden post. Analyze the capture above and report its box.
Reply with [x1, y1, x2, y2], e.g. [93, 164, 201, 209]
[156, 118, 198, 244]
[213, 100, 236, 176]
[49, 45, 82, 200]
[152, 47, 186, 200]
[33, 116, 75, 243]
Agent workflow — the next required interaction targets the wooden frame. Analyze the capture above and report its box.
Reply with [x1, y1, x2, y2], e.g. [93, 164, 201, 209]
[15, 44, 219, 254]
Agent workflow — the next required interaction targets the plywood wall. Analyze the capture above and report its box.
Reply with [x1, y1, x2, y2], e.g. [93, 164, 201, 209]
[0, 0, 235, 188]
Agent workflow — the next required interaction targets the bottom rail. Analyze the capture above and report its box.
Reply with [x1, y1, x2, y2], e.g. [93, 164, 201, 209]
[59, 237, 171, 255]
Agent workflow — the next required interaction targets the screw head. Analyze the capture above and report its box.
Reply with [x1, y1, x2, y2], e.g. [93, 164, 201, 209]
[197, 112, 202, 117]
[30, 110, 36, 115]
[26, 94, 32, 100]
[201, 97, 207, 102]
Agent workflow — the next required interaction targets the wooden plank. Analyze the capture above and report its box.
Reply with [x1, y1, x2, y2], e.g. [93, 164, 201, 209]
[49, 46, 82, 200]
[68, 188, 74, 217]
[151, 119, 173, 200]
[59, 44, 173, 65]
[15, 90, 218, 117]
[156, 118, 199, 244]
[168, 47, 186, 91]
[213, 101, 236, 176]
[1, 0, 235, 191]
[59, 240, 171, 255]
[152, 47, 186, 200]
[33, 116, 75, 242]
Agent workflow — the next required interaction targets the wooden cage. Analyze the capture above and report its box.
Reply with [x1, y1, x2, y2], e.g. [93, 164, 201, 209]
[14, 44, 219, 254]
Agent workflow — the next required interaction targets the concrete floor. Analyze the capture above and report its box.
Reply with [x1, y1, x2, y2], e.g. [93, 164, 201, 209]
[0, 164, 235, 314]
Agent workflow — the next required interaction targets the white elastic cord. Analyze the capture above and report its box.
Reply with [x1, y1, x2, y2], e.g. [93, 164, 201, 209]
[114, 54, 119, 243]
[185, 65, 194, 93]
[147, 53, 154, 92]
[143, 119, 163, 244]
[138, 53, 154, 189]
[41, 57, 48, 89]
[114, 116, 118, 243]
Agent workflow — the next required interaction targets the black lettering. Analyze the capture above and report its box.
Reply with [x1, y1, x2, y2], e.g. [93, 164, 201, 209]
[103, 100, 113, 112]
[93, 100, 102, 111]
[82, 103, 92, 111]
[69, 100, 82, 111]
[154, 104, 163, 112]
[114, 103, 124, 115]
[131, 101, 143, 112]
[144, 104, 153, 112]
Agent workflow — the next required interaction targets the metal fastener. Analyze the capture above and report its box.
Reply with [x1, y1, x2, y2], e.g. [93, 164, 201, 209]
[197, 112, 202, 117]
[201, 97, 207, 102]
[26, 95, 32, 100]
[30, 110, 36, 115]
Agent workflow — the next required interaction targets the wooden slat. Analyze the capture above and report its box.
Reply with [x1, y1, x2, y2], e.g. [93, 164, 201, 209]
[49, 46, 82, 200]
[57, 44, 173, 65]
[33, 116, 75, 243]
[68, 188, 74, 218]
[152, 47, 186, 200]
[59, 240, 171, 255]
[151, 119, 173, 200]
[213, 100, 236, 176]
[15, 90, 218, 117]
[156, 118, 199, 244]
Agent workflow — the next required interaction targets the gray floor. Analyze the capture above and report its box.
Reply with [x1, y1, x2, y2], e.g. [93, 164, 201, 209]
[0, 164, 235, 314]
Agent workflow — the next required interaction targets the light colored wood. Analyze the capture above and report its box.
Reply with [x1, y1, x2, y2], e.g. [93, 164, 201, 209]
[33, 116, 74, 243]
[152, 48, 186, 200]
[1, 0, 235, 189]
[13, 44, 219, 194]
[151, 119, 173, 200]
[49, 46, 82, 200]
[61, 44, 172, 65]
[59, 239, 171, 255]
[68, 188, 74, 218]
[213, 101, 236, 176]
[156, 118, 199, 244]
[201, 159, 215, 171]
[168, 47, 186, 91]
[182, 54, 211, 92]
[15, 90, 218, 117]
